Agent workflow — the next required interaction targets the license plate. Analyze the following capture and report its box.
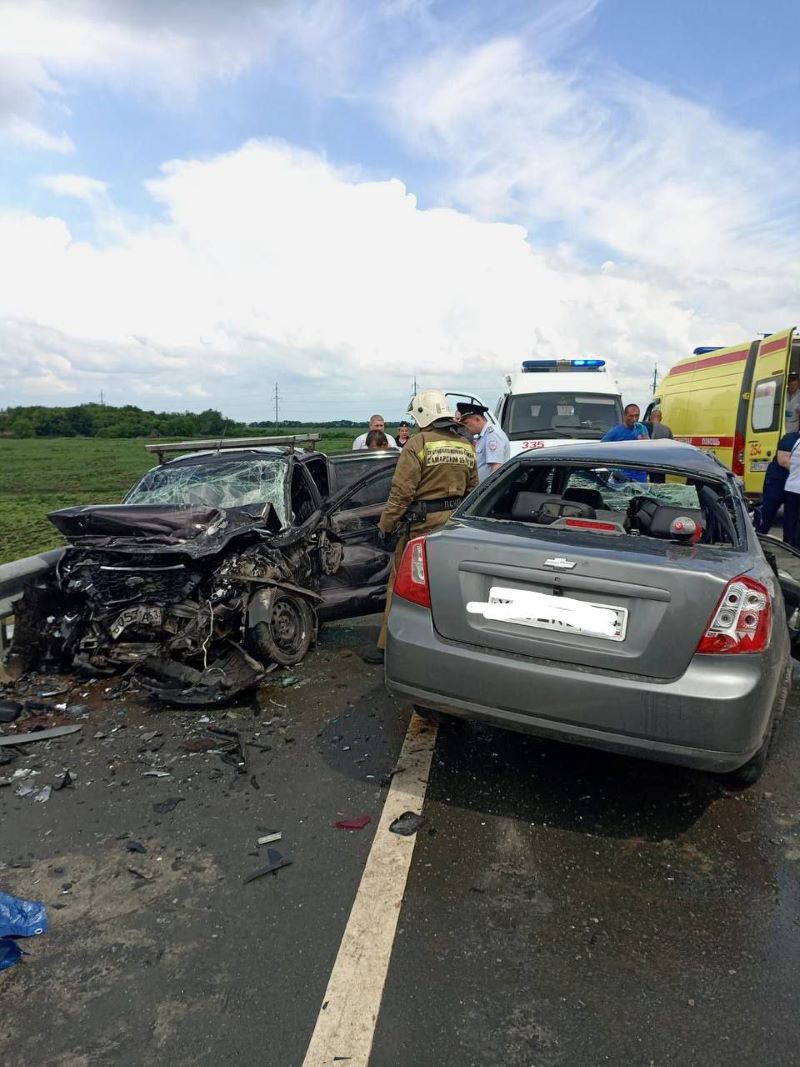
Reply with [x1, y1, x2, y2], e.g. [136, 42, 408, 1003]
[750, 461, 769, 472]
[110, 605, 163, 639]
[467, 585, 628, 641]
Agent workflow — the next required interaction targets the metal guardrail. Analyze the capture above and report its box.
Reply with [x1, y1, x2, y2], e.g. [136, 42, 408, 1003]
[0, 548, 63, 657]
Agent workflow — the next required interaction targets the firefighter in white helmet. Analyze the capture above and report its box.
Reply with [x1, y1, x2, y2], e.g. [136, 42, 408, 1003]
[367, 391, 478, 660]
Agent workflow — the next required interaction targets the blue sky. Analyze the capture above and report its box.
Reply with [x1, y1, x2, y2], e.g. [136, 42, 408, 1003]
[0, 0, 797, 421]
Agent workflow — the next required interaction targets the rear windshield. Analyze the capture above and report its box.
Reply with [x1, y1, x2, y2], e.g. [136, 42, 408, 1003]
[462, 462, 745, 549]
[505, 393, 623, 440]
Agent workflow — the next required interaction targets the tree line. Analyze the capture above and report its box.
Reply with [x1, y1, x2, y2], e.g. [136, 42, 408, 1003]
[0, 404, 363, 439]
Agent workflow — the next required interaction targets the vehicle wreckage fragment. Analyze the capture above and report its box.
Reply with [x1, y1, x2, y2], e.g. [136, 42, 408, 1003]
[5, 501, 342, 705]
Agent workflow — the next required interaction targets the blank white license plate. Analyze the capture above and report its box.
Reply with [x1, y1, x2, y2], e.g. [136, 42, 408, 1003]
[467, 585, 628, 641]
[750, 461, 769, 472]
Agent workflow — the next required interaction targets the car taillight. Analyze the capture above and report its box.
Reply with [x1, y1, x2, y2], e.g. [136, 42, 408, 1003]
[393, 536, 431, 609]
[696, 575, 772, 654]
[732, 431, 745, 476]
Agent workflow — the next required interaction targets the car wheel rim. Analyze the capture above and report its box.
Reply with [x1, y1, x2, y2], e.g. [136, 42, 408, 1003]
[271, 598, 305, 656]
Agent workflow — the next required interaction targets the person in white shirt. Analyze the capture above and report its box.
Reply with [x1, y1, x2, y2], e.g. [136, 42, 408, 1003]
[779, 434, 800, 548]
[785, 374, 800, 432]
[352, 414, 397, 450]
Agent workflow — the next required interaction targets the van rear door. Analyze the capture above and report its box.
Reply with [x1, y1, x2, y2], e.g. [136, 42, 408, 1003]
[745, 329, 796, 494]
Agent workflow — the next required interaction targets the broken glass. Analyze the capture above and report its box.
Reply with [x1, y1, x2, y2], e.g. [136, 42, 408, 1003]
[126, 459, 289, 525]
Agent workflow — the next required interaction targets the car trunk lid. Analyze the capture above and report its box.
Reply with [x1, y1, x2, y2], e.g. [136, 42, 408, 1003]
[426, 520, 746, 679]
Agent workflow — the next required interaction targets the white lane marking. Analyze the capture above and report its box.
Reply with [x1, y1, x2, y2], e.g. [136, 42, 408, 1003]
[302, 711, 438, 1067]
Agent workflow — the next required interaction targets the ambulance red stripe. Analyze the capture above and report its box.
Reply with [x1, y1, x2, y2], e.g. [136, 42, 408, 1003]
[759, 336, 790, 357]
[666, 349, 748, 376]
[673, 435, 735, 447]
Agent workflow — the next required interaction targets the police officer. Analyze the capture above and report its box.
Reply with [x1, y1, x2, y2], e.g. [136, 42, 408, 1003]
[456, 402, 511, 481]
[368, 390, 478, 660]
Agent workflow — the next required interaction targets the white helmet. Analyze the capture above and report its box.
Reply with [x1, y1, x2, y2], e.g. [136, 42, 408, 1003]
[407, 390, 454, 428]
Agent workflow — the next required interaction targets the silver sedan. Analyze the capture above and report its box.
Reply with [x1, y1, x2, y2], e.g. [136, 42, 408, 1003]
[385, 441, 794, 786]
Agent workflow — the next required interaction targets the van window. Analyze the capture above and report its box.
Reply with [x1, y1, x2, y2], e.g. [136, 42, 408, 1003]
[751, 375, 784, 432]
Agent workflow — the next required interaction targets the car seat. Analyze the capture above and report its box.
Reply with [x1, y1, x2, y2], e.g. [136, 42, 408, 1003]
[563, 487, 605, 510]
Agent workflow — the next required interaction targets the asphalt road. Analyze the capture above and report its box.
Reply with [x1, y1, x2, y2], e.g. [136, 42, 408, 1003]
[1, 616, 799, 1067]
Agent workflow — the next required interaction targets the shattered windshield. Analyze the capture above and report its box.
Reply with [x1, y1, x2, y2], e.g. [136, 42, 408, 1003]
[125, 458, 289, 524]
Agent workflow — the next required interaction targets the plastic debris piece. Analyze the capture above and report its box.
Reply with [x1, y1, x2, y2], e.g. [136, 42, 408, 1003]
[140, 730, 160, 743]
[34, 785, 52, 803]
[52, 770, 75, 791]
[250, 774, 260, 790]
[0, 724, 82, 746]
[15, 783, 38, 799]
[279, 675, 299, 688]
[334, 815, 371, 831]
[0, 891, 48, 938]
[153, 797, 185, 814]
[142, 770, 171, 778]
[127, 841, 147, 854]
[0, 699, 23, 723]
[257, 832, 282, 845]
[0, 938, 23, 972]
[389, 811, 426, 837]
[243, 847, 292, 883]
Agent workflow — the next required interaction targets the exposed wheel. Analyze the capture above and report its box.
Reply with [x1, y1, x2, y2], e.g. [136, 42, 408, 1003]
[248, 594, 316, 667]
[720, 663, 791, 789]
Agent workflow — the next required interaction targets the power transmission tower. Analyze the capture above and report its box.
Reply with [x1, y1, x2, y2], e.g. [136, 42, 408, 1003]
[100, 389, 105, 406]
[413, 376, 417, 395]
[651, 364, 658, 395]
[273, 382, 280, 426]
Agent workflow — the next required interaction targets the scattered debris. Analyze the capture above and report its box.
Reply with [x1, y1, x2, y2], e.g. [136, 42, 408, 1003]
[127, 841, 147, 854]
[0, 699, 22, 723]
[179, 736, 218, 753]
[250, 774, 260, 790]
[142, 770, 171, 778]
[52, 769, 75, 791]
[127, 866, 154, 881]
[0, 724, 82, 747]
[153, 797, 185, 814]
[257, 832, 282, 845]
[206, 726, 247, 772]
[34, 785, 52, 803]
[334, 815, 371, 831]
[389, 811, 426, 837]
[279, 675, 300, 688]
[243, 847, 292, 883]
[140, 730, 160, 743]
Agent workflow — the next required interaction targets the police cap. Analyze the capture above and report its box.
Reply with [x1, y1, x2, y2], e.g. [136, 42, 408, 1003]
[456, 402, 489, 417]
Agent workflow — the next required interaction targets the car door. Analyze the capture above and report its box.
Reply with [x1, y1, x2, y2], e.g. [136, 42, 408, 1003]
[318, 459, 398, 622]
[758, 534, 800, 654]
[745, 329, 795, 494]
[445, 390, 499, 426]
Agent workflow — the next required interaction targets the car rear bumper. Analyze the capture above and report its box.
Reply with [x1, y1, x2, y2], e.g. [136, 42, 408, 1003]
[385, 602, 788, 772]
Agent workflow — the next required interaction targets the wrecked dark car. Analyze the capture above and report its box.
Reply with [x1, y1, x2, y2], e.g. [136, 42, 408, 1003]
[7, 438, 398, 705]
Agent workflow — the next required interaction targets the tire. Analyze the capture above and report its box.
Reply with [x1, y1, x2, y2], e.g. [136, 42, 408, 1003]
[247, 594, 316, 667]
[720, 662, 791, 789]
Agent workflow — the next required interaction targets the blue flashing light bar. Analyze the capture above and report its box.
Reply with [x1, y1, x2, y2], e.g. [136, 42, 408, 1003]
[692, 346, 723, 355]
[521, 358, 606, 372]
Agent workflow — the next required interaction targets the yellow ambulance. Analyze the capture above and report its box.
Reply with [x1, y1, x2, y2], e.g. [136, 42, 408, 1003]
[648, 327, 798, 497]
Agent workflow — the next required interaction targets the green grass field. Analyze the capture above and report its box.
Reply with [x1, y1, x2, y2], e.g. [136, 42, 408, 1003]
[0, 429, 359, 565]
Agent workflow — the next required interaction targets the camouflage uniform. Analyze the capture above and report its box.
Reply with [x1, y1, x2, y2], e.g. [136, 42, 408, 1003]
[376, 422, 478, 649]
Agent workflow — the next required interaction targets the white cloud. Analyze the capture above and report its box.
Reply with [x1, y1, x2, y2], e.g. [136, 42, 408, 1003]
[383, 30, 800, 330]
[38, 173, 109, 201]
[0, 0, 377, 152]
[0, 139, 768, 418]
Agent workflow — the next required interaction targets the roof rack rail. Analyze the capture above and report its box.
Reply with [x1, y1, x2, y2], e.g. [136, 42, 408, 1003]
[144, 434, 321, 464]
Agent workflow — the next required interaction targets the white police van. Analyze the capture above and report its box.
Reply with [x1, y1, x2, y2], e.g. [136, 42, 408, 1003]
[448, 358, 623, 459]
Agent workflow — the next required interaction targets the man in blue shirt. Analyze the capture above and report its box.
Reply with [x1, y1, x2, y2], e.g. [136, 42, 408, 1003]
[602, 404, 649, 483]
[756, 430, 800, 535]
[456, 402, 511, 482]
